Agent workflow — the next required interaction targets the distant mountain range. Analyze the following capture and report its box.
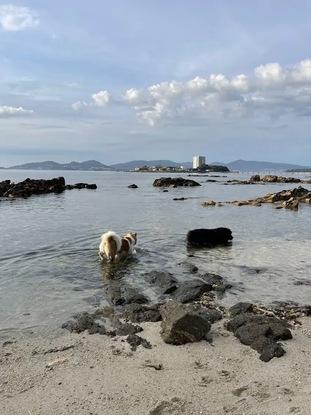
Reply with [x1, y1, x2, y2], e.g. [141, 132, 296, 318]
[2, 159, 310, 172]
[7, 160, 111, 171]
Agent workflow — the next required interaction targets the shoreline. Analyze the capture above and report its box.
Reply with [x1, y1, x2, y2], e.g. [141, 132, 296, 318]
[1, 317, 311, 415]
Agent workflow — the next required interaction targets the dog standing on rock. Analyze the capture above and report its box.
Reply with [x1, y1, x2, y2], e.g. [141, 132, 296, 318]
[99, 231, 137, 262]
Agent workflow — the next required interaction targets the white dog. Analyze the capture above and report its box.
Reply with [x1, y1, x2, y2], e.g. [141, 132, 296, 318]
[99, 231, 137, 262]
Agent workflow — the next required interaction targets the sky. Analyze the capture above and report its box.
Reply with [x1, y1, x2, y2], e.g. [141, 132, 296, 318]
[0, 0, 311, 166]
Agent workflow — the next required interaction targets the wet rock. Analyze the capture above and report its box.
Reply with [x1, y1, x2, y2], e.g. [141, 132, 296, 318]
[172, 279, 213, 303]
[160, 301, 212, 345]
[123, 303, 162, 323]
[173, 197, 188, 201]
[202, 200, 216, 207]
[105, 283, 149, 306]
[199, 273, 232, 293]
[126, 334, 152, 351]
[250, 175, 261, 182]
[65, 183, 97, 190]
[128, 184, 138, 189]
[62, 312, 107, 335]
[226, 307, 292, 362]
[153, 177, 201, 187]
[187, 227, 233, 248]
[229, 302, 254, 317]
[144, 271, 178, 295]
[1, 177, 66, 198]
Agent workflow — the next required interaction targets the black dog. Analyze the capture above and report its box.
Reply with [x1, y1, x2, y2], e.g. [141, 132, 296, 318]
[187, 228, 233, 248]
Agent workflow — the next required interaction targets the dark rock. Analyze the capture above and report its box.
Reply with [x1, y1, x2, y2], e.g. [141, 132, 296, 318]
[105, 283, 149, 306]
[226, 309, 292, 362]
[2, 177, 66, 198]
[199, 273, 232, 294]
[187, 228, 233, 248]
[145, 271, 178, 295]
[250, 175, 261, 182]
[66, 183, 97, 190]
[229, 302, 254, 317]
[114, 321, 143, 336]
[153, 177, 201, 187]
[160, 301, 212, 345]
[86, 183, 97, 189]
[62, 312, 107, 335]
[128, 184, 138, 189]
[173, 197, 188, 201]
[126, 334, 152, 351]
[171, 279, 213, 303]
[123, 303, 162, 323]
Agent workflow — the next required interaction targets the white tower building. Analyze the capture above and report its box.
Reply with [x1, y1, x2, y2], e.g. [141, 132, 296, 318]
[192, 155, 206, 169]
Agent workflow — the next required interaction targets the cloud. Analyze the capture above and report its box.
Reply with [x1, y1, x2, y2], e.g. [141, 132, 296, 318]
[0, 106, 34, 117]
[92, 90, 110, 107]
[0, 4, 39, 32]
[72, 101, 88, 111]
[120, 59, 311, 125]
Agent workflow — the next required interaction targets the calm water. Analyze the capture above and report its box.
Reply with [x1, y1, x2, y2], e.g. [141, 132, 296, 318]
[0, 170, 311, 332]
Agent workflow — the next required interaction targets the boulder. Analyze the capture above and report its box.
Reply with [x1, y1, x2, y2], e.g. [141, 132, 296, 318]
[202, 200, 216, 207]
[153, 177, 201, 187]
[171, 279, 213, 303]
[187, 228, 233, 247]
[250, 175, 261, 182]
[2, 177, 66, 198]
[226, 307, 292, 362]
[144, 271, 178, 295]
[123, 303, 162, 323]
[128, 184, 138, 189]
[160, 301, 212, 345]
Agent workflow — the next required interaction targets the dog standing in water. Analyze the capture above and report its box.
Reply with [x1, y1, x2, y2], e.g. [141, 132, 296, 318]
[99, 231, 137, 262]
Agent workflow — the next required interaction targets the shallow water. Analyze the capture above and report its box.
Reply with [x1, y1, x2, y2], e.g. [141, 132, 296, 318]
[0, 170, 311, 332]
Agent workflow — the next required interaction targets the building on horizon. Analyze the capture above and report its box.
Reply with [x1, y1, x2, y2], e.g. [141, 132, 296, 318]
[192, 155, 206, 169]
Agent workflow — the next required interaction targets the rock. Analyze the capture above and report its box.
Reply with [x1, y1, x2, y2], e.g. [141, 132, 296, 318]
[126, 334, 152, 351]
[62, 312, 107, 335]
[160, 301, 212, 345]
[153, 177, 201, 187]
[202, 200, 216, 207]
[262, 175, 278, 182]
[104, 282, 149, 306]
[283, 197, 299, 210]
[229, 302, 254, 317]
[128, 184, 138, 189]
[187, 228, 233, 248]
[250, 175, 261, 182]
[144, 271, 178, 295]
[226, 308, 292, 362]
[199, 273, 232, 293]
[123, 303, 162, 323]
[1, 177, 66, 198]
[172, 279, 213, 303]
[173, 197, 188, 201]
[66, 183, 97, 190]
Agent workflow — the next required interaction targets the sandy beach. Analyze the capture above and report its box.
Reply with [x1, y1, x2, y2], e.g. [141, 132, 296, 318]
[1, 317, 311, 415]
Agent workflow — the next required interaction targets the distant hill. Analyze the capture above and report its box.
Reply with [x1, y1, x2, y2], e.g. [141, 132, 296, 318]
[110, 160, 192, 170]
[219, 159, 311, 172]
[8, 160, 112, 171]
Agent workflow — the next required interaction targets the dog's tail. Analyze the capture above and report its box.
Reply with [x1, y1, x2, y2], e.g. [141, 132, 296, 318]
[100, 231, 122, 261]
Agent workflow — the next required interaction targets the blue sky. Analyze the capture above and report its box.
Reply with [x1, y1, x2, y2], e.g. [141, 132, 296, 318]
[0, 0, 311, 166]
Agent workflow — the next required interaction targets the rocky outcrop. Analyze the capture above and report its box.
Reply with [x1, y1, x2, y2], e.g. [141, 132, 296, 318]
[0, 177, 66, 198]
[0, 177, 97, 198]
[226, 303, 292, 362]
[226, 175, 311, 185]
[229, 186, 311, 210]
[187, 228, 233, 247]
[128, 184, 138, 189]
[202, 200, 216, 207]
[65, 183, 97, 190]
[144, 271, 178, 295]
[153, 177, 201, 187]
[160, 301, 212, 344]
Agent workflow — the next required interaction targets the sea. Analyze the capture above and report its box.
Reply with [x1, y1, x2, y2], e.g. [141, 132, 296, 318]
[0, 170, 310, 333]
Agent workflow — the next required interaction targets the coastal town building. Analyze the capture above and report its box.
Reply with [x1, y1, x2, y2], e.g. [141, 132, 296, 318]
[192, 155, 206, 169]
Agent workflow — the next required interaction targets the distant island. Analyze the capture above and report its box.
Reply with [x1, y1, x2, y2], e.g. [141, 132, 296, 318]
[2, 159, 310, 172]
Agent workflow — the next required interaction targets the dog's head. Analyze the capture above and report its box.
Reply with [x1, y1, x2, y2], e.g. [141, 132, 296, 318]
[126, 232, 137, 244]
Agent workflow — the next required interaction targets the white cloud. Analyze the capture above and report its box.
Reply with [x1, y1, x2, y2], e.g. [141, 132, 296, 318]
[92, 90, 110, 107]
[0, 106, 33, 117]
[72, 101, 88, 111]
[0, 4, 39, 32]
[120, 59, 311, 125]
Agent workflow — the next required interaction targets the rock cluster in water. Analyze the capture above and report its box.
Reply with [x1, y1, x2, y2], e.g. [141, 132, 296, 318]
[153, 177, 201, 187]
[229, 186, 311, 210]
[225, 174, 311, 185]
[0, 177, 97, 198]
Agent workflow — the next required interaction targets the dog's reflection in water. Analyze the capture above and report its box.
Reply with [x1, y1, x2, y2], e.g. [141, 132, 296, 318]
[99, 257, 139, 305]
